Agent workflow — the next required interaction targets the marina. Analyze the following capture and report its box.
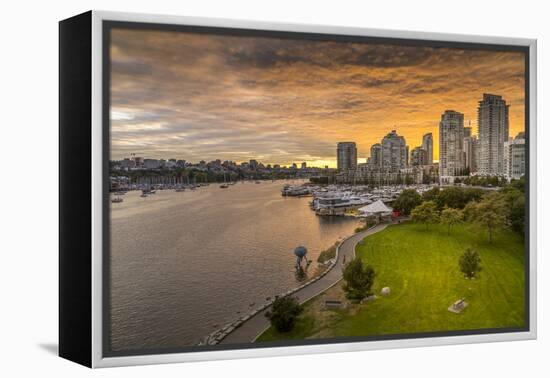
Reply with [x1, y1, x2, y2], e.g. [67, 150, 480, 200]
[281, 183, 436, 216]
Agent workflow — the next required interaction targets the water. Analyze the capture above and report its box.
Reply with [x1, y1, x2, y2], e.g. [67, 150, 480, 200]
[109, 180, 361, 352]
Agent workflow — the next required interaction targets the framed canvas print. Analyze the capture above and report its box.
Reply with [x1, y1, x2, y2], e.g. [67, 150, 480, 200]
[59, 10, 537, 368]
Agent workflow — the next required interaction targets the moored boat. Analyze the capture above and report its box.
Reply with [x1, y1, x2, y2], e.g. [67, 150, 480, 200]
[281, 185, 311, 197]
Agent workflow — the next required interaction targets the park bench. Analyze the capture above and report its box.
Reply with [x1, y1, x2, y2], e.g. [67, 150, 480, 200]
[324, 300, 343, 309]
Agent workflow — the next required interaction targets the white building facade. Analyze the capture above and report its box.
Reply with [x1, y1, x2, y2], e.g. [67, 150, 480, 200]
[504, 132, 526, 180]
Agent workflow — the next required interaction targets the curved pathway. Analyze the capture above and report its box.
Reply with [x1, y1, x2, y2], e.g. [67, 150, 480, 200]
[219, 222, 389, 345]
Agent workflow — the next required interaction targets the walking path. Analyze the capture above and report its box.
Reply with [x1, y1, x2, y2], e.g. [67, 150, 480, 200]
[219, 223, 389, 345]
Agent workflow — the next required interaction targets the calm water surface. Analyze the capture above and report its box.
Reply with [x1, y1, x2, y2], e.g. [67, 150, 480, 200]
[110, 180, 360, 351]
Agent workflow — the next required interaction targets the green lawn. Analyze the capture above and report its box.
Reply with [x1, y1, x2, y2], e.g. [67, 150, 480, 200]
[257, 222, 525, 342]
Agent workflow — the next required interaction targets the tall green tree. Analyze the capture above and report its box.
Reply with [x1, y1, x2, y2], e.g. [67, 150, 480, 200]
[411, 201, 440, 229]
[343, 258, 376, 301]
[393, 189, 422, 215]
[464, 193, 507, 243]
[265, 296, 303, 333]
[459, 248, 482, 279]
[440, 206, 463, 235]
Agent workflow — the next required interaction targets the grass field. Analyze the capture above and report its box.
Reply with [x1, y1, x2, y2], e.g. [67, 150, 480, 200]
[257, 222, 525, 342]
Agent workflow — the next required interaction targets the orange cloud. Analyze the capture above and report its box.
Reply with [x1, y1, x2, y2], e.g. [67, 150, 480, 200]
[110, 28, 526, 167]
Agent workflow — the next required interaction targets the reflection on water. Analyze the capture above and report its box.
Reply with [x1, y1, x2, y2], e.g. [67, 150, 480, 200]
[110, 180, 360, 351]
[294, 266, 308, 282]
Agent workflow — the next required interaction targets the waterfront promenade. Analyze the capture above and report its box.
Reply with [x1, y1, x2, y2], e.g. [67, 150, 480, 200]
[219, 223, 389, 345]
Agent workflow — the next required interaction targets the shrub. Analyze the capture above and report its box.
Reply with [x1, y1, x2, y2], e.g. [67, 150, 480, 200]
[343, 258, 376, 301]
[459, 248, 482, 279]
[265, 296, 303, 333]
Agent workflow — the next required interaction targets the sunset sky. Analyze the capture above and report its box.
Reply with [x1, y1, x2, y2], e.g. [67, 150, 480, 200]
[110, 28, 526, 168]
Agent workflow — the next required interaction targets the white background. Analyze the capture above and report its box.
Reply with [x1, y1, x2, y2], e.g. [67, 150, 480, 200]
[0, 0, 547, 376]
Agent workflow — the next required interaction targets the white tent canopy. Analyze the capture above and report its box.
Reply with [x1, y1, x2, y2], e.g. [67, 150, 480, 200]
[358, 200, 392, 216]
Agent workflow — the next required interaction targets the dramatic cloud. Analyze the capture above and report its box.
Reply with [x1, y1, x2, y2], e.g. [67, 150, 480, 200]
[110, 28, 526, 166]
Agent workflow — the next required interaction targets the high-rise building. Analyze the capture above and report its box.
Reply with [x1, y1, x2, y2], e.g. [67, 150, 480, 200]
[422, 133, 433, 165]
[477, 94, 509, 176]
[504, 132, 526, 180]
[439, 110, 466, 178]
[369, 143, 382, 168]
[463, 135, 478, 173]
[410, 146, 428, 166]
[337, 142, 357, 172]
[381, 130, 407, 172]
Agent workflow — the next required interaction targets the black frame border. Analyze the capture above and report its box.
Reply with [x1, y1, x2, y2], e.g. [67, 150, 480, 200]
[59, 11, 93, 367]
[101, 20, 531, 358]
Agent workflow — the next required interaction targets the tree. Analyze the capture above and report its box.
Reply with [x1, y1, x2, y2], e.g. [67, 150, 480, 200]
[464, 175, 507, 188]
[509, 195, 526, 236]
[462, 188, 484, 204]
[411, 201, 440, 229]
[393, 189, 422, 215]
[265, 295, 303, 333]
[343, 258, 376, 301]
[435, 187, 463, 209]
[440, 206, 463, 235]
[510, 175, 526, 193]
[459, 248, 482, 279]
[464, 192, 507, 243]
[422, 187, 440, 202]
[500, 187, 526, 236]
[435, 187, 483, 210]
[462, 200, 477, 221]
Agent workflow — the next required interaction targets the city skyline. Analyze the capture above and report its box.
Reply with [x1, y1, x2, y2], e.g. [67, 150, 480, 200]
[111, 28, 526, 168]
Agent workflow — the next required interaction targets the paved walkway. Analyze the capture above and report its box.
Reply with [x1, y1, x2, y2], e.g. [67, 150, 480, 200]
[219, 223, 389, 345]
